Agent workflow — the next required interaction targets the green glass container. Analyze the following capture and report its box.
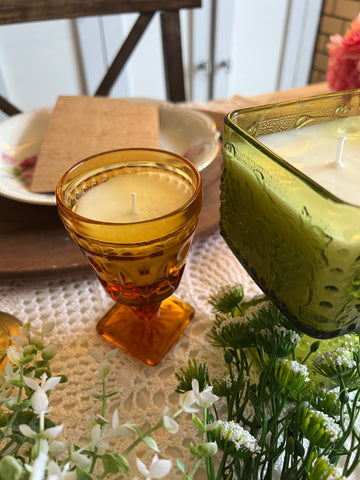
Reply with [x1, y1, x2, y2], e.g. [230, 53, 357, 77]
[221, 89, 360, 338]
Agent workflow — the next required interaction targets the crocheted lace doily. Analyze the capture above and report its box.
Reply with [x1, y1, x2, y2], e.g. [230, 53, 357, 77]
[1, 230, 262, 478]
[3, 230, 357, 479]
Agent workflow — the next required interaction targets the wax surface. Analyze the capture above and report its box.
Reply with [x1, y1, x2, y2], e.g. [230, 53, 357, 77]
[258, 116, 360, 206]
[75, 170, 192, 222]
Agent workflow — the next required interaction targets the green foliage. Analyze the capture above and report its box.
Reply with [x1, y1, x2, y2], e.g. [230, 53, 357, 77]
[179, 284, 360, 480]
[3, 285, 360, 480]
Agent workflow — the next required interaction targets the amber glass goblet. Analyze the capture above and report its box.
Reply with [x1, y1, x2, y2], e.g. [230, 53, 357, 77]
[56, 149, 203, 365]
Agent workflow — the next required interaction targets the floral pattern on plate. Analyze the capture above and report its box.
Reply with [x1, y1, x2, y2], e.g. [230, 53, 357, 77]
[0, 101, 220, 206]
[0, 107, 56, 205]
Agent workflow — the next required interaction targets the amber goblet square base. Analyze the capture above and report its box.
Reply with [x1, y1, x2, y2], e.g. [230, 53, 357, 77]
[56, 148, 203, 365]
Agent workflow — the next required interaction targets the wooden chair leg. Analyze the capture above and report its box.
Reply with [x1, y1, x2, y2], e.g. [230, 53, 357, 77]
[161, 10, 186, 102]
[95, 12, 154, 96]
[0, 95, 21, 116]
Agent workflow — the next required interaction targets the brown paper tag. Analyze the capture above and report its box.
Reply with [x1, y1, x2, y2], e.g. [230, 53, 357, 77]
[30, 96, 159, 193]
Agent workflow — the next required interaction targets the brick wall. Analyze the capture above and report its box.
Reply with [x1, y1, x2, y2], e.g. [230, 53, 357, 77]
[310, 0, 360, 83]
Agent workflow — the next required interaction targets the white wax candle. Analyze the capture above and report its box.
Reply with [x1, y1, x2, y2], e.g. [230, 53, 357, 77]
[258, 116, 360, 206]
[75, 170, 192, 223]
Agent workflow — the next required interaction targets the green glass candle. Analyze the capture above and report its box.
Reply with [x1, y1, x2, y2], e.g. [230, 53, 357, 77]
[221, 89, 360, 338]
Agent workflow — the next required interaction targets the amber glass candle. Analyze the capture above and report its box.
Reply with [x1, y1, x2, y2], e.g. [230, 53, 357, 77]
[57, 149, 202, 364]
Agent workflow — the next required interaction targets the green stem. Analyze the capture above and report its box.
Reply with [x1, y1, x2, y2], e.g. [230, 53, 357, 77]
[122, 421, 163, 457]
[102, 376, 107, 417]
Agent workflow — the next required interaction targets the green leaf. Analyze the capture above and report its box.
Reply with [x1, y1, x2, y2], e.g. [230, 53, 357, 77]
[0, 456, 23, 480]
[76, 466, 93, 480]
[88, 391, 103, 400]
[41, 344, 57, 361]
[177, 459, 186, 473]
[123, 424, 143, 436]
[142, 436, 159, 452]
[0, 412, 11, 428]
[192, 414, 205, 432]
[176, 459, 190, 479]
[113, 453, 129, 474]
[30, 337, 44, 350]
[102, 453, 119, 474]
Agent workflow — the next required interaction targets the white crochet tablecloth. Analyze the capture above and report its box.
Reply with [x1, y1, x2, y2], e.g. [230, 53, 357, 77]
[0, 229, 262, 479]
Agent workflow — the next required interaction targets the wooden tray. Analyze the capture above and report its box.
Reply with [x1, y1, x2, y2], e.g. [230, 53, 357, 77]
[0, 145, 222, 278]
[1, 84, 330, 278]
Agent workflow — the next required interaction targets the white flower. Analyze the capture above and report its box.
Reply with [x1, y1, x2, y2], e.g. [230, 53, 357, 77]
[213, 420, 260, 454]
[19, 423, 63, 440]
[136, 454, 172, 479]
[180, 379, 219, 413]
[4, 362, 21, 385]
[7, 345, 22, 365]
[47, 460, 76, 480]
[24, 373, 62, 416]
[24, 448, 48, 480]
[69, 446, 92, 470]
[162, 407, 179, 434]
[89, 423, 109, 451]
[104, 409, 134, 439]
[49, 440, 67, 457]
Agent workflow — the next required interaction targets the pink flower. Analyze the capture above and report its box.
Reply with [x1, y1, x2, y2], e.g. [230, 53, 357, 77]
[19, 155, 37, 169]
[326, 13, 360, 91]
[19, 155, 37, 185]
[1, 152, 15, 165]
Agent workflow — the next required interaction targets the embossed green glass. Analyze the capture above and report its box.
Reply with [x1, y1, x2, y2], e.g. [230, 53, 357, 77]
[221, 89, 360, 338]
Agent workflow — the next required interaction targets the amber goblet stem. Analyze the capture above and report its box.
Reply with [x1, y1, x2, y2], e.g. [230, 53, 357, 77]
[56, 148, 203, 365]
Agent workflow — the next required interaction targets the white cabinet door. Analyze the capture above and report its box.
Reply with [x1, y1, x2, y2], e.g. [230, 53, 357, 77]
[0, 19, 84, 112]
[0, 2, 323, 111]
[211, 0, 323, 100]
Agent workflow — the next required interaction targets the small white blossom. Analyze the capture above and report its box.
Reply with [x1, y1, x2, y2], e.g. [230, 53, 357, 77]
[259, 326, 301, 346]
[163, 407, 179, 434]
[69, 446, 92, 470]
[104, 409, 134, 439]
[89, 423, 109, 451]
[19, 423, 63, 440]
[24, 373, 61, 416]
[285, 359, 309, 376]
[136, 454, 172, 479]
[19, 424, 38, 439]
[214, 420, 260, 454]
[316, 348, 356, 369]
[7, 345, 22, 365]
[47, 460, 76, 480]
[180, 379, 219, 413]
[48, 440, 67, 457]
[216, 316, 250, 337]
[225, 372, 238, 389]
[31, 389, 50, 416]
[24, 448, 48, 480]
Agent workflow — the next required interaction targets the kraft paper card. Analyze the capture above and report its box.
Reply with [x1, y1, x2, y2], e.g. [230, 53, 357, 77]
[30, 96, 159, 193]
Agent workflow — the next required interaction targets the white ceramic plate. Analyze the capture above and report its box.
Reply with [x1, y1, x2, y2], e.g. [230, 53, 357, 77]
[0, 100, 220, 206]
[0, 107, 55, 205]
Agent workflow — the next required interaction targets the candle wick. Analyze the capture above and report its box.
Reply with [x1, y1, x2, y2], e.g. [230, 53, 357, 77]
[333, 135, 347, 168]
[131, 192, 137, 215]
